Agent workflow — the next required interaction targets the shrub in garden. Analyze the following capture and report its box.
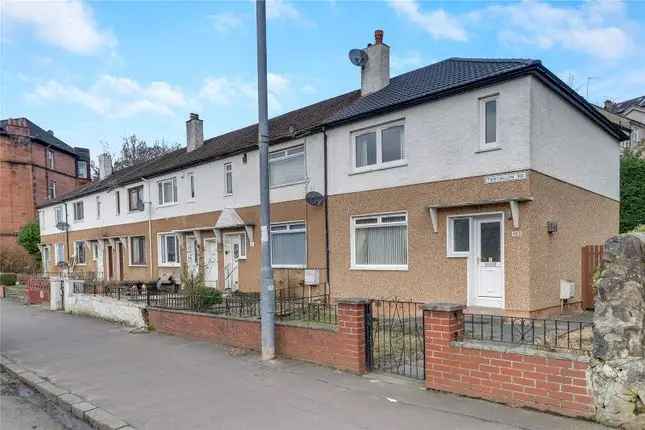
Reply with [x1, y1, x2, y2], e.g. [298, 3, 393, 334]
[0, 273, 17, 286]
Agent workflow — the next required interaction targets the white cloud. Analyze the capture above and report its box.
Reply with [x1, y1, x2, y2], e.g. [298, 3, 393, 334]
[209, 12, 244, 33]
[388, 0, 467, 41]
[198, 72, 291, 112]
[487, 0, 634, 61]
[3, 0, 115, 55]
[266, 0, 301, 20]
[28, 75, 186, 117]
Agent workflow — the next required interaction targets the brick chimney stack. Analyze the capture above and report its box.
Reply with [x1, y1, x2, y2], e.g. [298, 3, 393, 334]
[361, 29, 390, 96]
[6, 118, 30, 137]
[186, 113, 204, 152]
[98, 153, 113, 180]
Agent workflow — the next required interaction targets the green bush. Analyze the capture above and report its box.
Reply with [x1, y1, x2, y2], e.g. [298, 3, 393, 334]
[631, 224, 645, 233]
[620, 152, 645, 233]
[0, 273, 17, 286]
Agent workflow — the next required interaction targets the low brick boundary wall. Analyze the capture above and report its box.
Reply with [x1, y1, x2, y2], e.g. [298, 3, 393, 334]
[147, 298, 368, 374]
[423, 304, 594, 418]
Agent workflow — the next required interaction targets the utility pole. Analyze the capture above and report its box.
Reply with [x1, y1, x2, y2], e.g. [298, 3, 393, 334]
[256, 0, 275, 360]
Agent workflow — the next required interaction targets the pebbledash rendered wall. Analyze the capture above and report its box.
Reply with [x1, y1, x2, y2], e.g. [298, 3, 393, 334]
[147, 299, 368, 374]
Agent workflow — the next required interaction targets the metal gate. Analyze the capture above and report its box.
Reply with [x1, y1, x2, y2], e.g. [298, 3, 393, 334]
[365, 300, 425, 380]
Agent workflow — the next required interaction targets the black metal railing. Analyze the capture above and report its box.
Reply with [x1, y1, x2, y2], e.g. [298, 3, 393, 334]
[463, 313, 593, 353]
[366, 300, 425, 380]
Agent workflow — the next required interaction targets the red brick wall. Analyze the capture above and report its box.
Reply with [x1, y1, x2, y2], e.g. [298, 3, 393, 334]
[424, 306, 594, 418]
[148, 300, 368, 374]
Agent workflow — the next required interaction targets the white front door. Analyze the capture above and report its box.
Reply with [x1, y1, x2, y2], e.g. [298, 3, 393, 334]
[204, 239, 218, 288]
[223, 234, 241, 290]
[471, 215, 504, 308]
[186, 236, 198, 276]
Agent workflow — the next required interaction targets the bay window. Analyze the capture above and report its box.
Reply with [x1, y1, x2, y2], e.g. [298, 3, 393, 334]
[269, 145, 305, 187]
[351, 213, 408, 269]
[271, 222, 306, 267]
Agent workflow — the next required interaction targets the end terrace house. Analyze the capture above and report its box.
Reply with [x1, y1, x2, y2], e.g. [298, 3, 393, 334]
[37, 31, 625, 317]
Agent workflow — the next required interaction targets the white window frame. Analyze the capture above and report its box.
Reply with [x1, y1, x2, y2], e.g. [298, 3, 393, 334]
[77, 160, 88, 178]
[74, 241, 86, 265]
[128, 185, 144, 212]
[42, 245, 50, 270]
[129, 236, 146, 266]
[73, 201, 84, 222]
[350, 211, 408, 271]
[187, 172, 196, 201]
[115, 191, 121, 215]
[447, 216, 471, 258]
[270, 221, 306, 268]
[479, 94, 499, 150]
[157, 233, 180, 267]
[55, 205, 65, 225]
[351, 120, 406, 173]
[224, 163, 233, 196]
[96, 196, 101, 219]
[157, 177, 178, 206]
[55, 243, 65, 264]
[48, 180, 56, 199]
[46, 148, 55, 169]
[269, 144, 306, 188]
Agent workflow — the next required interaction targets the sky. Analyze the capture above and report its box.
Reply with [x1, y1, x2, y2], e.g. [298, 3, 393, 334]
[1, 0, 644, 161]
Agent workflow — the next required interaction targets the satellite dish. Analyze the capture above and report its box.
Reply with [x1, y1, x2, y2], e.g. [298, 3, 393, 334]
[348, 49, 367, 67]
[305, 191, 325, 207]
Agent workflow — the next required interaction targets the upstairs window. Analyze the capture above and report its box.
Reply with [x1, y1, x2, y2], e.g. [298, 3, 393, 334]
[46, 149, 55, 169]
[353, 123, 405, 171]
[73, 201, 84, 221]
[480, 95, 498, 148]
[55, 206, 65, 225]
[187, 173, 196, 200]
[96, 196, 101, 219]
[158, 177, 178, 205]
[224, 163, 233, 195]
[269, 145, 305, 187]
[74, 241, 86, 265]
[128, 185, 144, 212]
[77, 160, 88, 178]
[351, 213, 408, 270]
[271, 222, 306, 267]
[47, 180, 56, 199]
[159, 234, 179, 265]
[115, 191, 121, 215]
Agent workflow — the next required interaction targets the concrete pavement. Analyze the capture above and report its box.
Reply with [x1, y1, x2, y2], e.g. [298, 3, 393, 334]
[0, 300, 605, 429]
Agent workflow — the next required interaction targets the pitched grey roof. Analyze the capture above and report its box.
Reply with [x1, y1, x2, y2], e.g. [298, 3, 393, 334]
[608, 96, 645, 114]
[327, 58, 539, 124]
[0, 118, 78, 155]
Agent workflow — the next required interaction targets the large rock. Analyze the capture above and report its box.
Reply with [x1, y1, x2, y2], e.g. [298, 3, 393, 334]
[591, 233, 645, 428]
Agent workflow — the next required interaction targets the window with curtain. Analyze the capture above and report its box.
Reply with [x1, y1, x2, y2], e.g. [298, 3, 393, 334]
[158, 178, 178, 205]
[130, 236, 145, 265]
[352, 213, 407, 268]
[271, 222, 306, 267]
[353, 122, 405, 170]
[159, 234, 179, 265]
[128, 186, 144, 211]
[269, 145, 305, 187]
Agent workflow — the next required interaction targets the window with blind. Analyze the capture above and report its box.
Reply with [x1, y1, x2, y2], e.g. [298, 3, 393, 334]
[158, 178, 178, 205]
[269, 145, 305, 187]
[271, 222, 306, 267]
[352, 213, 408, 269]
[130, 236, 145, 265]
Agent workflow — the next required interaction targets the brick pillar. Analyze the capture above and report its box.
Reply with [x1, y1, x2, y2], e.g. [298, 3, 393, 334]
[336, 298, 369, 374]
[423, 303, 465, 390]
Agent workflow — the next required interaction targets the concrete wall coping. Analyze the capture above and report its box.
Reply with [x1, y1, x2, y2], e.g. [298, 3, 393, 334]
[423, 303, 466, 312]
[335, 298, 370, 305]
[453, 340, 591, 363]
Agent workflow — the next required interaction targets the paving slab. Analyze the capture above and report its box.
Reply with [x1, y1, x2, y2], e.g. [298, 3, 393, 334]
[35, 381, 69, 400]
[71, 401, 98, 420]
[85, 407, 129, 430]
[57, 393, 85, 411]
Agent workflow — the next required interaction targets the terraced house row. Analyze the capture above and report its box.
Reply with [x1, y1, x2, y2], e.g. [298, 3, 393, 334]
[37, 31, 626, 317]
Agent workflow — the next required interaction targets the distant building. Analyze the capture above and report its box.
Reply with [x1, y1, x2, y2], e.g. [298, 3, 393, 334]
[596, 96, 645, 154]
[0, 118, 91, 262]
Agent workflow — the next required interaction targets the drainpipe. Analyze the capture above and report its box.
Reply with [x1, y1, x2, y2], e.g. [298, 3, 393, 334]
[142, 177, 154, 279]
[322, 127, 331, 298]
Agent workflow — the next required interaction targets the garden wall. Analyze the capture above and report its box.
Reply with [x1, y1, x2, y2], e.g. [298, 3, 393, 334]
[147, 299, 368, 374]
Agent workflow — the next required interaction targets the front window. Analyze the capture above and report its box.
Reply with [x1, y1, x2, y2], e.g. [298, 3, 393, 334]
[448, 217, 470, 257]
[128, 185, 144, 211]
[77, 160, 88, 178]
[74, 241, 86, 264]
[353, 123, 405, 170]
[55, 243, 65, 264]
[271, 222, 306, 267]
[158, 177, 178, 205]
[269, 145, 305, 187]
[224, 163, 233, 195]
[55, 206, 65, 225]
[92, 242, 99, 261]
[352, 213, 408, 269]
[159, 234, 179, 265]
[42, 246, 50, 270]
[130, 236, 146, 265]
[73, 201, 84, 221]
[48, 180, 56, 199]
[46, 149, 55, 169]
[480, 96, 498, 147]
